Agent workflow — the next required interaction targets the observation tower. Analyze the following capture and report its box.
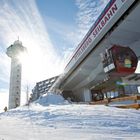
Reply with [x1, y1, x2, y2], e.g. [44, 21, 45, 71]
[6, 40, 26, 109]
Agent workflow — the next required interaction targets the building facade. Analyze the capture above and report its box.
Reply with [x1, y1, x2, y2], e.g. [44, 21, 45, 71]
[31, 76, 59, 101]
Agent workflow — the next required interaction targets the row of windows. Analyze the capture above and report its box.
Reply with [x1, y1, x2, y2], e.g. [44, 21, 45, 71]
[38, 81, 56, 87]
[37, 77, 58, 87]
[32, 76, 59, 99]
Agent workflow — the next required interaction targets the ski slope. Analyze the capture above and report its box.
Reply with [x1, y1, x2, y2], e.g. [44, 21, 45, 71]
[0, 93, 140, 140]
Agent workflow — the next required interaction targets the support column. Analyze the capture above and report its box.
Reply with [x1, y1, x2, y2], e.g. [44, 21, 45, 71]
[83, 88, 92, 102]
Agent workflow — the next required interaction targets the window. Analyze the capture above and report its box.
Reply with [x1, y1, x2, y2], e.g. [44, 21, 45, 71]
[124, 53, 132, 68]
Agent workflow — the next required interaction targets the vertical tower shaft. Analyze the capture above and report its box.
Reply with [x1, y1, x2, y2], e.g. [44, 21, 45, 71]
[6, 40, 26, 109]
[9, 58, 21, 109]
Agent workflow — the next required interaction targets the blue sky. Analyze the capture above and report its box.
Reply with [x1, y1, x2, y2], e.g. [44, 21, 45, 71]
[0, 0, 109, 110]
[37, 0, 77, 24]
[36, 0, 78, 57]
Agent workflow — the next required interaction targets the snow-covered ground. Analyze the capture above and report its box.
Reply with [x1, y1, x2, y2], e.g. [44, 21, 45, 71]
[0, 93, 140, 140]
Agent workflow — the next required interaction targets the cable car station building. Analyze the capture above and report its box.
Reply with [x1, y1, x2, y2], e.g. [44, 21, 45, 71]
[50, 0, 140, 107]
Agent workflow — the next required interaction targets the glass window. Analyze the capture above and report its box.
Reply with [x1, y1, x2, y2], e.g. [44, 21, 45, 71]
[124, 53, 132, 68]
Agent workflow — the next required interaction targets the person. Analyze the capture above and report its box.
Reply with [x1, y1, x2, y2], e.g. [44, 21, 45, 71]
[4, 106, 7, 112]
[124, 53, 132, 68]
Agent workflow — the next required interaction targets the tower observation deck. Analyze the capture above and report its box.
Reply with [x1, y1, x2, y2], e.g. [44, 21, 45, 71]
[6, 40, 27, 109]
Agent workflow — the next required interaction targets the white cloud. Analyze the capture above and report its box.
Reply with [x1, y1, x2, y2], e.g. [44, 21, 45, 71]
[63, 0, 110, 65]
[75, 0, 109, 41]
[0, 0, 110, 108]
[43, 16, 81, 67]
[43, 0, 110, 67]
[43, 0, 110, 68]
[0, 0, 67, 109]
[0, 0, 65, 91]
[45, 17, 77, 51]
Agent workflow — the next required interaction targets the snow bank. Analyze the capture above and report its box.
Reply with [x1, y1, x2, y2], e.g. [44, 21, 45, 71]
[34, 92, 68, 106]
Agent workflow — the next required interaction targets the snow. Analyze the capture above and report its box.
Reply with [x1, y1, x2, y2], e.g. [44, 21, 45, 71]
[0, 93, 140, 140]
[34, 92, 68, 106]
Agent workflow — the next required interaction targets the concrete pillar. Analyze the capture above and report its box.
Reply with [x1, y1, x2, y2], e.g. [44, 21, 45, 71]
[83, 88, 92, 102]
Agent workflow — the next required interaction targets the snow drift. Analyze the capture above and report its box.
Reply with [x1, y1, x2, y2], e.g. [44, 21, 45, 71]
[34, 92, 68, 106]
